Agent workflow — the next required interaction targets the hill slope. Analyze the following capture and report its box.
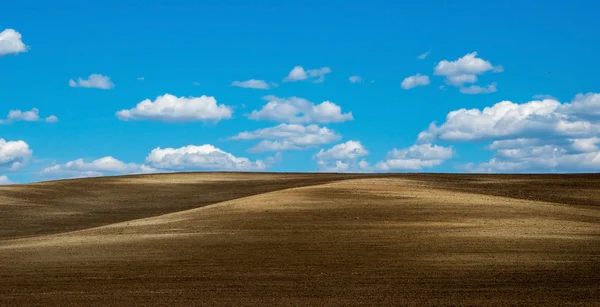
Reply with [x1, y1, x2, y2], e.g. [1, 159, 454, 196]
[1, 173, 599, 306]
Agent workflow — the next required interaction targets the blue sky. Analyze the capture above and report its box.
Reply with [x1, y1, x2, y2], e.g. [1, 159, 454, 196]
[1, 0, 599, 183]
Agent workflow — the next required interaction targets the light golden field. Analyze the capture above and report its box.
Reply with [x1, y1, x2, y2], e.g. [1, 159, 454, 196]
[0, 173, 599, 306]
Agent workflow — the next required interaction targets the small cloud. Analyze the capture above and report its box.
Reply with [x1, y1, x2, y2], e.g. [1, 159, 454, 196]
[192, 81, 200, 86]
[0, 138, 32, 171]
[231, 79, 270, 89]
[0, 108, 57, 124]
[349, 76, 363, 83]
[417, 50, 430, 60]
[284, 66, 307, 82]
[45, 115, 59, 123]
[69, 74, 114, 90]
[0, 29, 28, 56]
[284, 66, 331, 83]
[116, 93, 233, 122]
[137, 77, 145, 81]
[434, 52, 502, 94]
[401, 74, 430, 90]
[230, 124, 341, 153]
[248, 95, 353, 124]
[0, 175, 13, 185]
[459, 82, 497, 94]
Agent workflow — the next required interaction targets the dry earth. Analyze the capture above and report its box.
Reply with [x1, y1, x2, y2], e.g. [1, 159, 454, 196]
[0, 173, 599, 306]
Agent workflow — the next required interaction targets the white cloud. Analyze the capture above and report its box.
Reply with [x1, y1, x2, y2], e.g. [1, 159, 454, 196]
[317, 160, 350, 173]
[0, 175, 13, 185]
[418, 93, 600, 143]
[284, 66, 332, 83]
[0, 108, 58, 124]
[40, 145, 279, 180]
[418, 92, 600, 172]
[307, 67, 332, 83]
[45, 115, 59, 123]
[465, 142, 600, 173]
[314, 141, 453, 173]
[459, 82, 497, 94]
[487, 138, 542, 150]
[146, 144, 266, 171]
[446, 74, 478, 86]
[284, 66, 307, 82]
[137, 77, 145, 81]
[69, 74, 115, 89]
[349, 76, 363, 83]
[314, 141, 369, 161]
[434, 52, 501, 78]
[248, 95, 353, 124]
[375, 144, 453, 171]
[434, 52, 502, 92]
[314, 141, 371, 173]
[230, 124, 341, 152]
[417, 51, 430, 60]
[41, 156, 157, 179]
[8, 108, 40, 121]
[0, 139, 32, 171]
[116, 93, 233, 122]
[401, 74, 430, 90]
[231, 79, 270, 89]
[570, 137, 600, 153]
[0, 29, 28, 56]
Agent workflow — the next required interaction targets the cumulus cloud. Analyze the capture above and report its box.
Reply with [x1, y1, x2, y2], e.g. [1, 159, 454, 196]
[45, 115, 59, 123]
[230, 124, 341, 152]
[231, 79, 270, 89]
[248, 95, 353, 124]
[8, 108, 40, 121]
[418, 93, 600, 143]
[314, 141, 371, 173]
[41, 156, 157, 179]
[434, 52, 502, 93]
[0, 139, 32, 171]
[314, 141, 369, 161]
[459, 82, 497, 94]
[315, 142, 453, 173]
[0, 29, 28, 56]
[317, 160, 354, 173]
[146, 144, 267, 171]
[284, 66, 331, 83]
[349, 76, 363, 83]
[0, 175, 13, 185]
[116, 93, 233, 122]
[401, 74, 430, 90]
[419, 93, 600, 172]
[0, 108, 58, 124]
[40, 144, 279, 180]
[417, 51, 430, 60]
[375, 144, 453, 171]
[69, 74, 115, 89]
[464, 143, 600, 173]
[434, 52, 501, 79]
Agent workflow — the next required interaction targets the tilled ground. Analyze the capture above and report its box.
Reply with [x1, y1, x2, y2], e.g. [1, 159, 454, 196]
[0, 173, 599, 306]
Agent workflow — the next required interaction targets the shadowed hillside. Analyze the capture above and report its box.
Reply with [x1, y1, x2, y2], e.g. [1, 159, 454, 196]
[1, 173, 599, 306]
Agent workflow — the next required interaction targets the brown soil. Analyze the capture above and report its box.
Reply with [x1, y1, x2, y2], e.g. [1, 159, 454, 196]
[0, 173, 599, 306]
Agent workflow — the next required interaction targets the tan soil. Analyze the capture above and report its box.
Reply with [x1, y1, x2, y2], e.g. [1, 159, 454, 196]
[0, 173, 598, 306]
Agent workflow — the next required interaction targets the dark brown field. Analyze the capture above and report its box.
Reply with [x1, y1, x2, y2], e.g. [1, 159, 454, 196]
[1, 173, 599, 306]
